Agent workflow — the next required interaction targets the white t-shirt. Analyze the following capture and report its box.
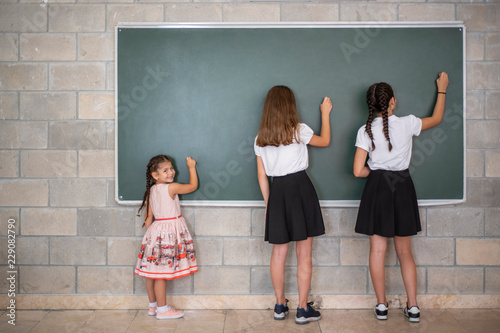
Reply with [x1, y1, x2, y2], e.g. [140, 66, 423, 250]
[355, 115, 422, 171]
[254, 123, 314, 177]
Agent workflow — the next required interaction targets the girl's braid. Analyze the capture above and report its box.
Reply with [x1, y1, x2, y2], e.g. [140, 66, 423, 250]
[382, 109, 393, 152]
[365, 83, 394, 151]
[365, 84, 378, 151]
[377, 84, 393, 152]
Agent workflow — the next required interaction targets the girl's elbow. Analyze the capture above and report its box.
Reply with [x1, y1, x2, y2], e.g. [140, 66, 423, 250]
[188, 183, 198, 193]
[257, 170, 267, 180]
[425, 119, 441, 131]
[433, 115, 444, 126]
[353, 168, 364, 178]
[318, 138, 330, 148]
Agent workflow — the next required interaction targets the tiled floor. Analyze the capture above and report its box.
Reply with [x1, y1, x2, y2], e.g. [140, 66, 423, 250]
[1, 308, 499, 332]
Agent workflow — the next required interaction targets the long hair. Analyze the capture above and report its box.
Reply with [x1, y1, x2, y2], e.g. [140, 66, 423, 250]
[365, 82, 394, 151]
[256, 85, 300, 147]
[137, 154, 172, 226]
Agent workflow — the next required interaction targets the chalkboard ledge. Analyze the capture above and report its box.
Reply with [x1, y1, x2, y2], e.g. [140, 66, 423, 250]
[114, 199, 465, 208]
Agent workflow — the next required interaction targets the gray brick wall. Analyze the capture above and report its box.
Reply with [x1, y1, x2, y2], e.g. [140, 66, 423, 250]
[0, 0, 499, 306]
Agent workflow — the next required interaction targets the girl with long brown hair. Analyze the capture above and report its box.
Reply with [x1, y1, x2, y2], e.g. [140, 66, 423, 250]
[254, 85, 332, 325]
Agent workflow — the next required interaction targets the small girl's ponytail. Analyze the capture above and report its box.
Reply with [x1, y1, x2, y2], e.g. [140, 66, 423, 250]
[138, 155, 171, 227]
[365, 83, 394, 152]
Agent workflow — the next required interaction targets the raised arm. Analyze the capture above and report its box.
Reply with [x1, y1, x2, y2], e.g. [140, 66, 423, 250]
[309, 97, 333, 147]
[168, 157, 198, 198]
[353, 147, 371, 178]
[421, 72, 449, 131]
[256, 156, 270, 205]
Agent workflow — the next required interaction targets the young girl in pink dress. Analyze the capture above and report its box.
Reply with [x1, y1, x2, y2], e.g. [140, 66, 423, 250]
[135, 155, 198, 319]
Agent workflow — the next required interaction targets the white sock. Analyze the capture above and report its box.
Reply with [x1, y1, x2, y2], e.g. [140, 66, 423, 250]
[149, 302, 157, 308]
[157, 305, 169, 313]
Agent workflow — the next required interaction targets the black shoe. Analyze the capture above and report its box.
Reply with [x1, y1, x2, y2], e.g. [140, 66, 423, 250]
[273, 299, 289, 320]
[295, 302, 321, 325]
[404, 304, 420, 323]
[374, 303, 388, 320]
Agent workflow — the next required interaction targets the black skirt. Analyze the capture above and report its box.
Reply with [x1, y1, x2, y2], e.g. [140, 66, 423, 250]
[355, 169, 421, 237]
[265, 170, 325, 244]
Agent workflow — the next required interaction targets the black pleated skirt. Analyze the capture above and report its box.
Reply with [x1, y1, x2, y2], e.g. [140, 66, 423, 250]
[265, 170, 325, 244]
[355, 169, 421, 237]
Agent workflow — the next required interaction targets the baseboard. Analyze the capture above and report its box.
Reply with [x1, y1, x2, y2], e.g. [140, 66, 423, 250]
[2, 294, 499, 310]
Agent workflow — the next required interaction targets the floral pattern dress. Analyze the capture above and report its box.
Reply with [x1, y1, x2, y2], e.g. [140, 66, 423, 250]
[134, 184, 197, 280]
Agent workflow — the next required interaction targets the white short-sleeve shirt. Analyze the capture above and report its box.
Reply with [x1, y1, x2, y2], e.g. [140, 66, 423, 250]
[254, 123, 314, 177]
[355, 115, 422, 171]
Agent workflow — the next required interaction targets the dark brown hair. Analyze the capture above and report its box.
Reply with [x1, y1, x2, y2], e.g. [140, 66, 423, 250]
[365, 82, 394, 151]
[137, 154, 172, 226]
[256, 85, 300, 147]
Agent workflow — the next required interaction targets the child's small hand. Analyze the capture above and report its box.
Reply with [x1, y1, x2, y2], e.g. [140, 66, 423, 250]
[186, 157, 196, 168]
[321, 97, 333, 115]
[436, 72, 449, 93]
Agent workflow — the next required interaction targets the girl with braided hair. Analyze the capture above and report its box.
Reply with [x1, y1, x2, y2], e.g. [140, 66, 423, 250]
[353, 73, 449, 323]
[134, 155, 198, 319]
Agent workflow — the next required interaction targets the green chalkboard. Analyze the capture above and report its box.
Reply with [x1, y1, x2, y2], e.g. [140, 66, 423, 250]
[116, 23, 465, 206]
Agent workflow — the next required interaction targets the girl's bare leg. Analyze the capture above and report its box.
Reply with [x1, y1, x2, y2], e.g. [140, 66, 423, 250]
[369, 235, 388, 305]
[146, 278, 156, 303]
[394, 236, 418, 308]
[154, 279, 167, 307]
[296, 237, 313, 309]
[270, 243, 289, 305]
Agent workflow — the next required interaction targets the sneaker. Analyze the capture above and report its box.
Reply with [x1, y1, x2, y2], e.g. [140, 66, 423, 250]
[295, 302, 321, 325]
[148, 306, 157, 316]
[404, 304, 420, 323]
[274, 299, 289, 320]
[374, 303, 388, 320]
[156, 305, 184, 320]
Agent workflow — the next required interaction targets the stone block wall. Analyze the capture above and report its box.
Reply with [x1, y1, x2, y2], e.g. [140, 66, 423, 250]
[0, 0, 499, 309]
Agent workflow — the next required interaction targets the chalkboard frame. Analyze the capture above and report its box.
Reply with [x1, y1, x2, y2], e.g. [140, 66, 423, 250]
[115, 22, 466, 207]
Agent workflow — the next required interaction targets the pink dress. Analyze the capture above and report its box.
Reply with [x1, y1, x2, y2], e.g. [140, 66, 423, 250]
[134, 184, 197, 280]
